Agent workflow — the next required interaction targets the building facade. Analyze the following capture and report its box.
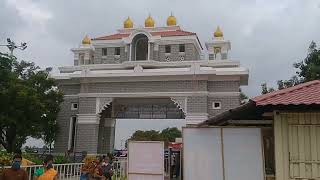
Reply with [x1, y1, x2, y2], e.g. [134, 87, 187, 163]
[53, 15, 249, 154]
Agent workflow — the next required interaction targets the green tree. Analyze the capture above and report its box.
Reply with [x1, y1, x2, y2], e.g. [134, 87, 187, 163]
[261, 83, 275, 94]
[160, 127, 182, 142]
[0, 53, 63, 153]
[129, 130, 162, 141]
[129, 128, 182, 144]
[277, 76, 300, 90]
[294, 41, 320, 82]
[262, 41, 320, 93]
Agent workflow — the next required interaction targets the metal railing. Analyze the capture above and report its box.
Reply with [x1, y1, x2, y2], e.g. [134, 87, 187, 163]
[2, 160, 127, 180]
[2, 163, 83, 180]
[113, 159, 127, 180]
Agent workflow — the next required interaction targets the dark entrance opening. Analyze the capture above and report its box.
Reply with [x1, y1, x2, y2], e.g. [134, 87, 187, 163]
[132, 34, 148, 61]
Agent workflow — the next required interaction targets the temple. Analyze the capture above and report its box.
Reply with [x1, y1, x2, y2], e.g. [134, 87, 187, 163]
[53, 14, 249, 154]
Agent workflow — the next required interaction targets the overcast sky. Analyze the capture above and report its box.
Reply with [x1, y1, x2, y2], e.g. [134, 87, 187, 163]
[1, 0, 320, 97]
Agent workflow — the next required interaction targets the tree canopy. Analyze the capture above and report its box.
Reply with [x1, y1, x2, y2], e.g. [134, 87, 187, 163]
[0, 52, 63, 153]
[261, 41, 320, 94]
[128, 127, 182, 147]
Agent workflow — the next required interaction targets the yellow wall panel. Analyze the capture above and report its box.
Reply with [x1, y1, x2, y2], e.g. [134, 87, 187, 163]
[275, 112, 320, 180]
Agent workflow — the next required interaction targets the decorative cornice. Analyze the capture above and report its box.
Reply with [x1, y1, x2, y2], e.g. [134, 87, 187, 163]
[170, 97, 187, 114]
[96, 97, 113, 114]
[64, 91, 240, 98]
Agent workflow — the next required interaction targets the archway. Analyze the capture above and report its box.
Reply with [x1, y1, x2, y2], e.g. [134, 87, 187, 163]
[97, 98, 186, 153]
[132, 34, 149, 61]
[97, 103, 115, 154]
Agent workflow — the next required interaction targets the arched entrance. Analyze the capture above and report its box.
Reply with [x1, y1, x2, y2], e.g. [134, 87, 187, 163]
[97, 98, 186, 154]
[131, 34, 149, 61]
[97, 103, 115, 154]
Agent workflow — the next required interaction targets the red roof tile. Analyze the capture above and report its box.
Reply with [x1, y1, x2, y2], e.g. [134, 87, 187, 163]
[93, 33, 130, 40]
[150, 30, 196, 37]
[94, 30, 195, 40]
[252, 80, 320, 106]
[93, 29, 202, 49]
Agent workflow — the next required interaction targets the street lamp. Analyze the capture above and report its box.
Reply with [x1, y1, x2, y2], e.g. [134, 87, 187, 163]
[0, 38, 27, 56]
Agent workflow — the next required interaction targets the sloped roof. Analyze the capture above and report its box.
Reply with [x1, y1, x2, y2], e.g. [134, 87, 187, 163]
[93, 29, 197, 40]
[252, 80, 320, 106]
[151, 30, 196, 37]
[93, 33, 130, 40]
[200, 80, 320, 126]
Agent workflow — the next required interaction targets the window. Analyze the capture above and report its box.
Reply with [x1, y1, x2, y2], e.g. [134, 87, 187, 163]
[102, 48, 108, 56]
[212, 102, 221, 109]
[115, 47, 120, 55]
[179, 44, 185, 52]
[71, 103, 78, 110]
[79, 53, 84, 65]
[165, 45, 171, 53]
[68, 117, 77, 151]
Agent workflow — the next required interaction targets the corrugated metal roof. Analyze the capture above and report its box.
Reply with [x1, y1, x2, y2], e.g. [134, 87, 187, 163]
[252, 80, 320, 106]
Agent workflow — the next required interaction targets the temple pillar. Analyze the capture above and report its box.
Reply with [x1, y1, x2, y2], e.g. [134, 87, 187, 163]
[75, 114, 100, 154]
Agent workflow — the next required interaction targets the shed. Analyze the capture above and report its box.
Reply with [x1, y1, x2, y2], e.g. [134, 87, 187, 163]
[199, 80, 320, 180]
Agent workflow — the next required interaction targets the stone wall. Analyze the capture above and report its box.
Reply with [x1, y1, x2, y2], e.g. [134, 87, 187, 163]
[187, 96, 207, 113]
[86, 81, 207, 93]
[94, 47, 126, 64]
[158, 43, 199, 62]
[91, 43, 199, 64]
[207, 81, 240, 92]
[79, 97, 96, 114]
[54, 98, 79, 153]
[55, 79, 242, 153]
[58, 84, 80, 95]
[207, 96, 240, 117]
[75, 124, 99, 154]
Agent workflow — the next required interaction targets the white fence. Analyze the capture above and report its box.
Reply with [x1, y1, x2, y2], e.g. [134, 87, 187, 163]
[2, 160, 127, 180]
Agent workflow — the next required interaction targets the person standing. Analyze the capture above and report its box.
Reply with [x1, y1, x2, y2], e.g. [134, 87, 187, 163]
[34, 155, 57, 180]
[101, 157, 113, 180]
[92, 157, 105, 180]
[0, 154, 28, 180]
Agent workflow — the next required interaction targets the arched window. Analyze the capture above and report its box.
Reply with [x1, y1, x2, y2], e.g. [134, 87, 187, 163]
[131, 34, 149, 61]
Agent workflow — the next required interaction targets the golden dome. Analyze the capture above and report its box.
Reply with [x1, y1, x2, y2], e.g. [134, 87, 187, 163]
[145, 15, 155, 27]
[82, 35, 91, 45]
[124, 17, 133, 28]
[214, 26, 224, 38]
[167, 13, 177, 26]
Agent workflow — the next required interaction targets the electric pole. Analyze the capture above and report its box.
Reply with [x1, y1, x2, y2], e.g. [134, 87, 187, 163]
[0, 38, 27, 57]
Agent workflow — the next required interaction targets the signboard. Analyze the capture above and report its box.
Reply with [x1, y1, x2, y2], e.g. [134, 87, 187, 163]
[183, 127, 265, 180]
[128, 141, 164, 180]
[168, 142, 182, 151]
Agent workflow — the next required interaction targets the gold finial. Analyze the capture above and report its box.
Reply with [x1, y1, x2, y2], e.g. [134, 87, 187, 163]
[214, 26, 224, 38]
[145, 14, 155, 27]
[167, 12, 177, 26]
[82, 35, 91, 45]
[124, 16, 133, 28]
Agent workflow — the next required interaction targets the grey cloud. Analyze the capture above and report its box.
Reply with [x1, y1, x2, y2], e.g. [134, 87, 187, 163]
[0, 0, 26, 45]
[1, 0, 320, 97]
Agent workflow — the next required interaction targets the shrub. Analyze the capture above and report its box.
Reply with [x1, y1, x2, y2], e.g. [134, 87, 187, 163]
[54, 155, 71, 164]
